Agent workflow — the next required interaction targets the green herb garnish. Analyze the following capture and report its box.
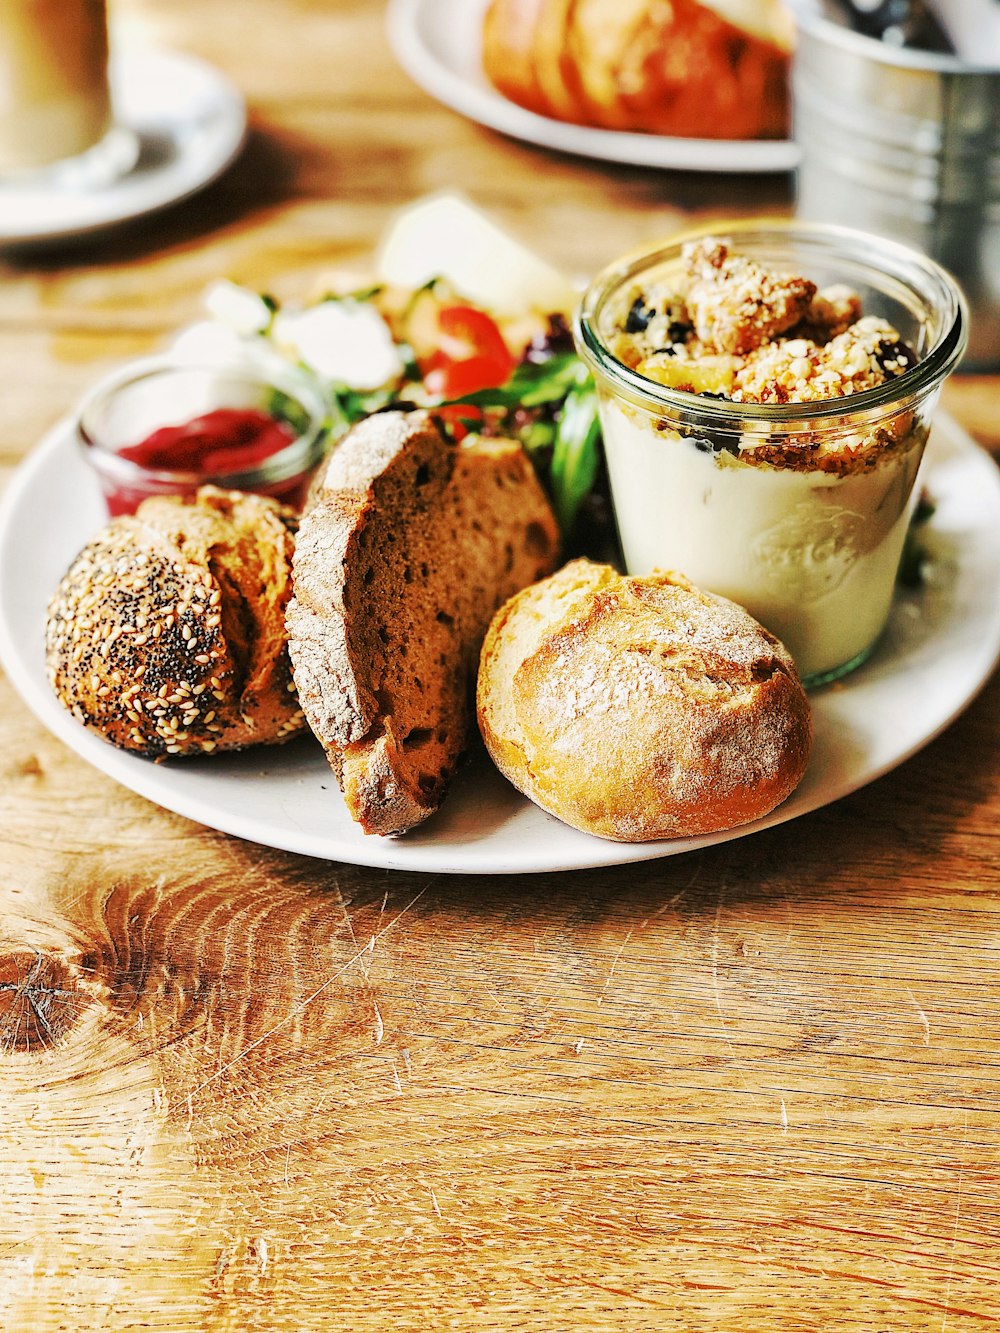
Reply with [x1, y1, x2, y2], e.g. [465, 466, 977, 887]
[442, 352, 605, 540]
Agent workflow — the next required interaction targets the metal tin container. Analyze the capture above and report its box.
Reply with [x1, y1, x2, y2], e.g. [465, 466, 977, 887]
[791, 2, 1000, 368]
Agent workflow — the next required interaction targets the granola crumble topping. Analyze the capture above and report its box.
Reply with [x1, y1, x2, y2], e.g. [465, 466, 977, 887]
[604, 238, 922, 476]
[682, 238, 816, 356]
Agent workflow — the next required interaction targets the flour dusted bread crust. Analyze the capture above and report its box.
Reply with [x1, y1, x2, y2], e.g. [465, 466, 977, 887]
[45, 487, 303, 757]
[286, 410, 560, 837]
[477, 559, 812, 842]
[482, 0, 791, 140]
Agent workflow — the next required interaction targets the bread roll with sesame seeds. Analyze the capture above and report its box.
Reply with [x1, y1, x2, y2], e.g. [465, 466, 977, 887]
[477, 559, 812, 842]
[45, 487, 305, 758]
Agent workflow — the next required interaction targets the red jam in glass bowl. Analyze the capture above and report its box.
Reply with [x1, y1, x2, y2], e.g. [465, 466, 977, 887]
[76, 357, 329, 516]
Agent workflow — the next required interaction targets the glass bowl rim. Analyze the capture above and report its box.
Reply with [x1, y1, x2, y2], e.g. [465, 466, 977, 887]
[574, 218, 968, 427]
[75, 354, 329, 490]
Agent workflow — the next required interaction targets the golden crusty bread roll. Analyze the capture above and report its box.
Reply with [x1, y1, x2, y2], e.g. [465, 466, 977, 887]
[483, 0, 791, 141]
[477, 559, 812, 842]
[45, 486, 304, 757]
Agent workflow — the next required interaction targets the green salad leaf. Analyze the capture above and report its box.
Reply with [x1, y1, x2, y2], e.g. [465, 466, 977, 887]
[441, 352, 605, 540]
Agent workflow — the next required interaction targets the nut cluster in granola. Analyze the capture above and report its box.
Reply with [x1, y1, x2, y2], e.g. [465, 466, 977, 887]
[607, 238, 918, 406]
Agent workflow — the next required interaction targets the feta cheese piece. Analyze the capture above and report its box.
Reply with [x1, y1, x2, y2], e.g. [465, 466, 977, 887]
[376, 193, 577, 318]
[203, 280, 274, 336]
[271, 300, 404, 390]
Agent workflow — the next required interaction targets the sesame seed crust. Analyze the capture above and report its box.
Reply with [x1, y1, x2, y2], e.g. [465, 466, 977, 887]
[45, 486, 305, 758]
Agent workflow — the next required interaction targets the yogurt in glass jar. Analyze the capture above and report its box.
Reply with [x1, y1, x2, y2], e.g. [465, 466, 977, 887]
[574, 222, 967, 686]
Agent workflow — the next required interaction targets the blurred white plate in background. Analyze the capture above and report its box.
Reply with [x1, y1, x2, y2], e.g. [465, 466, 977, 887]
[386, 0, 800, 175]
[0, 48, 246, 245]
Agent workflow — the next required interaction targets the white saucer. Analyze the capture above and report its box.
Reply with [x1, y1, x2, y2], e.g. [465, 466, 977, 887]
[1, 413, 998, 874]
[386, 0, 800, 175]
[0, 48, 246, 245]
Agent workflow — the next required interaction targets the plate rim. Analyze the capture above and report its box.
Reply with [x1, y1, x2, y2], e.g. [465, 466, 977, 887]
[385, 0, 801, 175]
[1, 413, 998, 874]
[0, 46, 247, 246]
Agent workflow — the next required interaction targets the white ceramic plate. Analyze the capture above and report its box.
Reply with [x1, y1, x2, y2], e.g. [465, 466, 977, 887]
[385, 0, 800, 175]
[0, 48, 246, 245]
[1, 414, 998, 874]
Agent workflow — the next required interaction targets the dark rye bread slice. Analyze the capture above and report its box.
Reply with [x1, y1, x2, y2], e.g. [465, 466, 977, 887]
[286, 410, 560, 836]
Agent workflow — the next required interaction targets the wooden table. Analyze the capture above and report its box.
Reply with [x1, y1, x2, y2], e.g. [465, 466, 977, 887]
[2, 2, 999, 1328]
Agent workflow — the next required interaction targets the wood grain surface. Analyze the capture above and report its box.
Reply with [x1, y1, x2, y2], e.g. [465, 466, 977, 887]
[1, 2, 999, 1329]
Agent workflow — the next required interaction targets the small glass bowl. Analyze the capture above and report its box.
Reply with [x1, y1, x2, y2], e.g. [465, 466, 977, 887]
[76, 356, 329, 517]
[574, 220, 968, 688]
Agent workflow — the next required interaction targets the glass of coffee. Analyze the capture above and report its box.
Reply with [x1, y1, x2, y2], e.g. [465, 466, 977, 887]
[0, 0, 136, 187]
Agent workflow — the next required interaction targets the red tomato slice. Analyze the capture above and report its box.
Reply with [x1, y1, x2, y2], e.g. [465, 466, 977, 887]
[422, 304, 515, 398]
[437, 305, 512, 363]
[424, 354, 508, 398]
[432, 402, 484, 441]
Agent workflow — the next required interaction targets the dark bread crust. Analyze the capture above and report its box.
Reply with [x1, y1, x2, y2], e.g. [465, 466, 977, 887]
[477, 559, 813, 842]
[287, 410, 560, 836]
[45, 487, 303, 757]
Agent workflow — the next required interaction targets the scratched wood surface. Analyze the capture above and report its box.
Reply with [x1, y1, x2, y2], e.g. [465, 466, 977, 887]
[1, 1, 1000, 1329]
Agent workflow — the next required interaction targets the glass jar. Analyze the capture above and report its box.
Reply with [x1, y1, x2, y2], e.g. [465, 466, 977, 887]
[76, 357, 329, 517]
[574, 220, 967, 687]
